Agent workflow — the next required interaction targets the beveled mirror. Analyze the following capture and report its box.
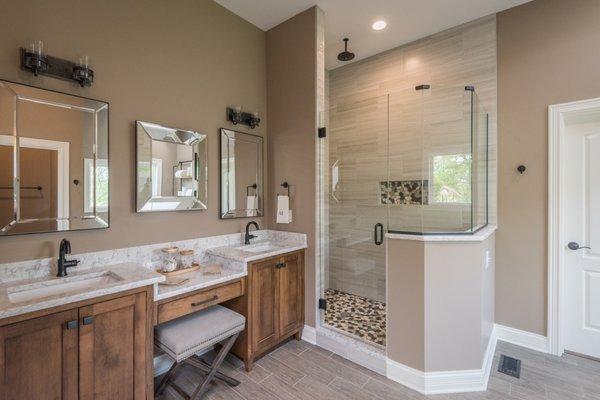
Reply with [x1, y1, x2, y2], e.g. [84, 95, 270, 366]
[136, 121, 207, 212]
[220, 128, 263, 218]
[0, 80, 109, 235]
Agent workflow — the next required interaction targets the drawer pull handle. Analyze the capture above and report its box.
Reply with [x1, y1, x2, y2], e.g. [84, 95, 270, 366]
[65, 320, 78, 330]
[191, 295, 218, 307]
[82, 316, 93, 325]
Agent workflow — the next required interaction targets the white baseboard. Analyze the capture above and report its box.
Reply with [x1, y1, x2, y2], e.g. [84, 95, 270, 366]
[494, 324, 549, 354]
[301, 324, 317, 345]
[386, 329, 497, 395]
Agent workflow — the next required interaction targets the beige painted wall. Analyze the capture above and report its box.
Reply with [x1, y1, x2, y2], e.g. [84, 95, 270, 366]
[387, 239, 425, 370]
[0, 0, 267, 263]
[387, 234, 495, 372]
[496, 0, 600, 335]
[266, 6, 319, 327]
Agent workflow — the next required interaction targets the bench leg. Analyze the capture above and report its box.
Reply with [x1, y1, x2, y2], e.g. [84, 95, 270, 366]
[186, 355, 240, 386]
[155, 361, 181, 395]
[190, 333, 240, 400]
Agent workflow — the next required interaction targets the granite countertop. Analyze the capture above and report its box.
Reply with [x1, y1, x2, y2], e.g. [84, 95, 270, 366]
[207, 239, 307, 263]
[0, 263, 164, 320]
[155, 265, 247, 301]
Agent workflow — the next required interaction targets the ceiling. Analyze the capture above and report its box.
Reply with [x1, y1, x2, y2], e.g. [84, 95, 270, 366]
[214, 0, 532, 70]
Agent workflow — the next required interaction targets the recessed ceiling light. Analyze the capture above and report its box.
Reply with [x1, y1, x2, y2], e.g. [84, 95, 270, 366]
[372, 20, 387, 31]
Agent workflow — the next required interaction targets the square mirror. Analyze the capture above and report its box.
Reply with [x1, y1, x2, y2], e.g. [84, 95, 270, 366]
[0, 80, 109, 236]
[220, 128, 263, 218]
[136, 121, 207, 212]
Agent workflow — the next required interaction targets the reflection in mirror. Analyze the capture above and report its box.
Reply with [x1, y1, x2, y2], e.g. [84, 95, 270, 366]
[220, 128, 263, 219]
[136, 121, 207, 212]
[0, 80, 109, 236]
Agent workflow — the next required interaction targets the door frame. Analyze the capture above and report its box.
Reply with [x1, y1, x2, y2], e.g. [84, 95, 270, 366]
[548, 96, 600, 356]
[0, 135, 69, 220]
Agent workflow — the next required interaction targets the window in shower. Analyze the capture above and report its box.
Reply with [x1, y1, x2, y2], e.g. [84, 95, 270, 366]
[430, 153, 472, 204]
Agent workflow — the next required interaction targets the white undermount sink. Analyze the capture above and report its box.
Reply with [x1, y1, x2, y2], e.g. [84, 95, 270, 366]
[7, 271, 123, 304]
[236, 243, 279, 253]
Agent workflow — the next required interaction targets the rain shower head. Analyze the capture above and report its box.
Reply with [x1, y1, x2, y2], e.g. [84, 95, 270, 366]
[337, 38, 355, 62]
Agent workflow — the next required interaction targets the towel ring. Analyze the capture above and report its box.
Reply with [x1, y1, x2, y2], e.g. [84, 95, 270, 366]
[278, 181, 290, 197]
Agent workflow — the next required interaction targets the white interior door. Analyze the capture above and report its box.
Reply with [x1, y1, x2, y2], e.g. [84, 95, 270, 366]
[562, 113, 600, 359]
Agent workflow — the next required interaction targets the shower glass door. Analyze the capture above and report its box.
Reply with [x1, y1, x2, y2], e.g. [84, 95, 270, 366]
[319, 94, 389, 347]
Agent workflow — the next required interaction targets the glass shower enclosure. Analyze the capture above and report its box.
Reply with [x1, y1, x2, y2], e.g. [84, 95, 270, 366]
[318, 85, 488, 347]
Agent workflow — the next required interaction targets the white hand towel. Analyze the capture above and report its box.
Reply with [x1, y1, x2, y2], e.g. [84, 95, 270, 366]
[246, 195, 257, 216]
[276, 195, 291, 224]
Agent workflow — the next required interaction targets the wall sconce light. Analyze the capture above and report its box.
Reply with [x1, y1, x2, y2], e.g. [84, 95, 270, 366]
[249, 112, 260, 129]
[72, 56, 94, 87]
[20, 42, 95, 87]
[226, 107, 261, 129]
[22, 40, 48, 77]
[228, 106, 243, 125]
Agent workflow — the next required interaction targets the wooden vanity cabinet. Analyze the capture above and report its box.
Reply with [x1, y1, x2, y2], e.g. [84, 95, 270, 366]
[225, 250, 304, 371]
[0, 287, 152, 400]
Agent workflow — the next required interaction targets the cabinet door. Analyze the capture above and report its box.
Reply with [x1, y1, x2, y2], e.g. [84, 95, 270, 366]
[0, 309, 79, 400]
[250, 258, 280, 353]
[79, 293, 148, 400]
[278, 252, 304, 336]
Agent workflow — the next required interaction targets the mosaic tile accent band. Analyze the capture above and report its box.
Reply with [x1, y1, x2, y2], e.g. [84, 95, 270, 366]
[380, 180, 429, 205]
[324, 289, 386, 346]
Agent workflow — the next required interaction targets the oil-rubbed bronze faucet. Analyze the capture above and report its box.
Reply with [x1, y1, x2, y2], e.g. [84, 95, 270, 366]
[57, 238, 80, 277]
[244, 221, 259, 245]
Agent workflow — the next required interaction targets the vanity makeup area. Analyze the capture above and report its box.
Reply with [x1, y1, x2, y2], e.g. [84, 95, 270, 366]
[0, 79, 305, 399]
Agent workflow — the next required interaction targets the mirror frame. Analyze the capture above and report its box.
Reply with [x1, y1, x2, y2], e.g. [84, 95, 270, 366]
[219, 128, 264, 219]
[135, 120, 208, 213]
[0, 79, 110, 236]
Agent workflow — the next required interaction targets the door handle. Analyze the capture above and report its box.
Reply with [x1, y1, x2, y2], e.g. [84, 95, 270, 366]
[374, 223, 384, 246]
[568, 242, 591, 251]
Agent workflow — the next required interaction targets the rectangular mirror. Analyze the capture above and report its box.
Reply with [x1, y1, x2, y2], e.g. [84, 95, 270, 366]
[136, 121, 207, 212]
[220, 128, 263, 218]
[0, 80, 109, 236]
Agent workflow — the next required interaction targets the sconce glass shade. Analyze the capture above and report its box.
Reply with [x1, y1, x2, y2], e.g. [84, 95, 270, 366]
[22, 40, 48, 76]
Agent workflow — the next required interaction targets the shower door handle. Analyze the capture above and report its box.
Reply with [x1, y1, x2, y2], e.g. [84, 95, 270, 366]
[374, 223, 384, 246]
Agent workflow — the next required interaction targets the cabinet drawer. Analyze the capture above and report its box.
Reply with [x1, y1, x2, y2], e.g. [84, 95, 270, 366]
[157, 279, 244, 324]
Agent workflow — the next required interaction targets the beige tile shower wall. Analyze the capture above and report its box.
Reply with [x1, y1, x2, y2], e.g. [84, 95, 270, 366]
[326, 16, 497, 302]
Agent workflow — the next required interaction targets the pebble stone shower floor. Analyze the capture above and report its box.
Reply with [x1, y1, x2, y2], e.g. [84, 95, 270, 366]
[323, 289, 386, 346]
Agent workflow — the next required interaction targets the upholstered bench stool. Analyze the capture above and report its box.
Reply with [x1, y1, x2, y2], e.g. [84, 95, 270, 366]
[154, 305, 245, 400]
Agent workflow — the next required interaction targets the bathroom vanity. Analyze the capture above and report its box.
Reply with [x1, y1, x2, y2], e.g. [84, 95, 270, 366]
[0, 230, 306, 398]
[0, 264, 162, 399]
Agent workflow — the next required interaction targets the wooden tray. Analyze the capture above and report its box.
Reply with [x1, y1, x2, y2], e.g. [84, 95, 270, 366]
[159, 262, 200, 277]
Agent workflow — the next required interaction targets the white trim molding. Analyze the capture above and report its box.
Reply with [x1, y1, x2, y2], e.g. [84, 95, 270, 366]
[386, 329, 497, 395]
[548, 96, 600, 356]
[301, 325, 317, 345]
[494, 324, 549, 354]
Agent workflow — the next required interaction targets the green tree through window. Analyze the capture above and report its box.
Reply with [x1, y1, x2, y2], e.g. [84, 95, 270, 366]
[432, 154, 471, 203]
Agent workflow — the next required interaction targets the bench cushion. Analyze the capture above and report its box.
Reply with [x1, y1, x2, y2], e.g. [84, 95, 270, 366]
[155, 305, 245, 362]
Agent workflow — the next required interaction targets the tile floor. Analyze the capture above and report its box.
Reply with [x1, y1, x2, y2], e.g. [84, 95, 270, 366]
[156, 339, 600, 399]
[323, 288, 386, 346]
